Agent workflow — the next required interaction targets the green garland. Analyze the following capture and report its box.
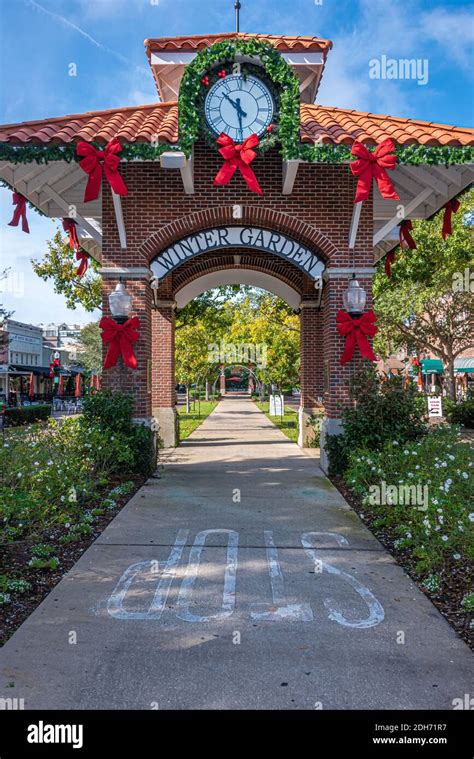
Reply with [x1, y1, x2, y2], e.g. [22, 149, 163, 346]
[178, 38, 300, 156]
[0, 37, 472, 167]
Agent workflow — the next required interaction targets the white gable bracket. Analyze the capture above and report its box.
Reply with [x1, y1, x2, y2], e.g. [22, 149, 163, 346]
[373, 187, 433, 246]
[112, 191, 127, 249]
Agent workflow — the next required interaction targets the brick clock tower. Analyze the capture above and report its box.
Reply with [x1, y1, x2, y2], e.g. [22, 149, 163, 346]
[1, 32, 472, 469]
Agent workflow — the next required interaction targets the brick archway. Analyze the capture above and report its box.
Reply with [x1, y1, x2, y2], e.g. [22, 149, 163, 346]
[139, 206, 339, 265]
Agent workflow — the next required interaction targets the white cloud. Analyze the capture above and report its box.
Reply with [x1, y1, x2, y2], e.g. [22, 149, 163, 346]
[420, 8, 474, 70]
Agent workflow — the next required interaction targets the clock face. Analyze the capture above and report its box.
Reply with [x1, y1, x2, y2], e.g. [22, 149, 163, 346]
[204, 74, 274, 142]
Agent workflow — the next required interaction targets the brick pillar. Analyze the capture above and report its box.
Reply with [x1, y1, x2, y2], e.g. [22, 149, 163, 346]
[319, 269, 375, 470]
[151, 297, 177, 447]
[299, 301, 324, 446]
[101, 276, 152, 420]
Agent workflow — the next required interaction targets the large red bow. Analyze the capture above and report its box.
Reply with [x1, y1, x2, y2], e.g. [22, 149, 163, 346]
[62, 218, 79, 250]
[8, 192, 29, 233]
[99, 316, 140, 370]
[336, 309, 378, 365]
[76, 139, 128, 203]
[213, 133, 263, 195]
[442, 198, 460, 241]
[399, 219, 416, 250]
[350, 139, 399, 204]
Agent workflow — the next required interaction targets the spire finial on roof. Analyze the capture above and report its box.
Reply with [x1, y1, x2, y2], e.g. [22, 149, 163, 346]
[235, 1, 241, 33]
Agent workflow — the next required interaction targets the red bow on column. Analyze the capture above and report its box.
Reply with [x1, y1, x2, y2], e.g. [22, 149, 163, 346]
[399, 219, 416, 249]
[99, 316, 140, 370]
[213, 133, 263, 195]
[62, 218, 79, 250]
[442, 198, 460, 240]
[76, 139, 128, 203]
[336, 310, 378, 365]
[8, 192, 29, 233]
[350, 139, 399, 204]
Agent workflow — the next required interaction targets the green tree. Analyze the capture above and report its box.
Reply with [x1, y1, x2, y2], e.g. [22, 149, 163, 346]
[374, 190, 474, 398]
[32, 230, 102, 312]
[0, 269, 12, 358]
[175, 322, 215, 411]
[77, 322, 102, 374]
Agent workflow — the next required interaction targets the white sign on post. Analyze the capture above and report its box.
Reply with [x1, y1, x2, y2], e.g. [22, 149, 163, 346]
[427, 396, 443, 417]
[269, 394, 284, 416]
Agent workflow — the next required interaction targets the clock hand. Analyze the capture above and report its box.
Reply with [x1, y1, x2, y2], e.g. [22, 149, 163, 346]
[222, 92, 248, 119]
[237, 110, 243, 142]
[235, 98, 247, 119]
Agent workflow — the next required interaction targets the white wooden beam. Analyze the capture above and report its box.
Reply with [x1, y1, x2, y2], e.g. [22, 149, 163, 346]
[390, 168, 438, 207]
[282, 160, 300, 195]
[402, 165, 449, 197]
[112, 191, 127, 249]
[26, 163, 67, 195]
[348, 201, 362, 250]
[180, 154, 194, 195]
[430, 165, 464, 187]
[373, 187, 433, 246]
[42, 184, 102, 243]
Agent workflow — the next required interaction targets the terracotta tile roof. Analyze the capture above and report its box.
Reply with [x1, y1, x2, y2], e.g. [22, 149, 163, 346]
[145, 33, 333, 56]
[0, 103, 179, 145]
[0, 102, 472, 148]
[300, 105, 474, 147]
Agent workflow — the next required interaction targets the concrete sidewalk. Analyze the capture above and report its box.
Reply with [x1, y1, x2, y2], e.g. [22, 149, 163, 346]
[1, 396, 472, 709]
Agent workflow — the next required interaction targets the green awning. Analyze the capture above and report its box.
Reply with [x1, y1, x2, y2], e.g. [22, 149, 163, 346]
[454, 358, 474, 374]
[420, 359, 444, 374]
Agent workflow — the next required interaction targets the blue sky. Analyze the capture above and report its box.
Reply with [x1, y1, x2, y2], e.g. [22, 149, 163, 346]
[0, 0, 473, 324]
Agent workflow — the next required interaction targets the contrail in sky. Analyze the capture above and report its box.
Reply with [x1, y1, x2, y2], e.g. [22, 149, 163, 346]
[26, 0, 148, 73]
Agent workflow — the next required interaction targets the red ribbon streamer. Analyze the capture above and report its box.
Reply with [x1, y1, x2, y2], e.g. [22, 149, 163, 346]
[336, 310, 378, 365]
[350, 139, 400, 204]
[99, 316, 140, 370]
[213, 133, 263, 195]
[62, 218, 80, 250]
[76, 139, 128, 203]
[399, 219, 416, 250]
[385, 250, 397, 278]
[8, 192, 29, 233]
[442, 198, 460, 240]
[75, 249, 89, 278]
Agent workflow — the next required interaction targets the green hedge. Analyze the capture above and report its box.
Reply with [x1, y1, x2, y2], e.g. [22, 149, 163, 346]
[443, 398, 474, 428]
[4, 404, 51, 427]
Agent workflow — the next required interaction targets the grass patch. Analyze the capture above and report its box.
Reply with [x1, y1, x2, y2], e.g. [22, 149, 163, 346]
[178, 400, 218, 441]
[255, 401, 299, 442]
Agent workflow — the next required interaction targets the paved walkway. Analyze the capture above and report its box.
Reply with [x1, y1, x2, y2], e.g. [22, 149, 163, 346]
[1, 397, 472, 709]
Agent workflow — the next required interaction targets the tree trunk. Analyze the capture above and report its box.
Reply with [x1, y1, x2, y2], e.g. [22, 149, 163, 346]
[446, 356, 456, 401]
[205, 380, 210, 401]
[186, 385, 190, 413]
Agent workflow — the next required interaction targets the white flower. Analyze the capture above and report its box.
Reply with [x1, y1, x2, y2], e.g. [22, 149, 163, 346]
[468, 513, 474, 523]
[462, 472, 469, 479]
[453, 553, 461, 560]
[407, 472, 414, 478]
[432, 499, 439, 506]
[65, 522, 70, 528]
[17, 472, 23, 478]
[404, 450, 409, 455]
[415, 465, 420, 470]
[392, 441, 399, 446]
[406, 532, 412, 539]
[441, 535, 448, 542]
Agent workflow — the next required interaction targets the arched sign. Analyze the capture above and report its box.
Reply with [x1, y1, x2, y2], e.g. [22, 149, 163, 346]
[151, 226, 325, 280]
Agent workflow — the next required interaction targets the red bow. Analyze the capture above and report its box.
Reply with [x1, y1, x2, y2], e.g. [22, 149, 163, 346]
[8, 192, 29, 233]
[442, 198, 460, 241]
[350, 139, 399, 204]
[399, 219, 416, 250]
[385, 250, 397, 277]
[213, 133, 263, 195]
[336, 310, 378, 365]
[75, 250, 89, 278]
[99, 316, 140, 370]
[76, 139, 128, 203]
[62, 218, 79, 250]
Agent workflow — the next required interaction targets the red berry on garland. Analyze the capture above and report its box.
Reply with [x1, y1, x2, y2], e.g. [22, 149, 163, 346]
[218, 69, 227, 78]
[267, 124, 274, 132]
[201, 75, 209, 86]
